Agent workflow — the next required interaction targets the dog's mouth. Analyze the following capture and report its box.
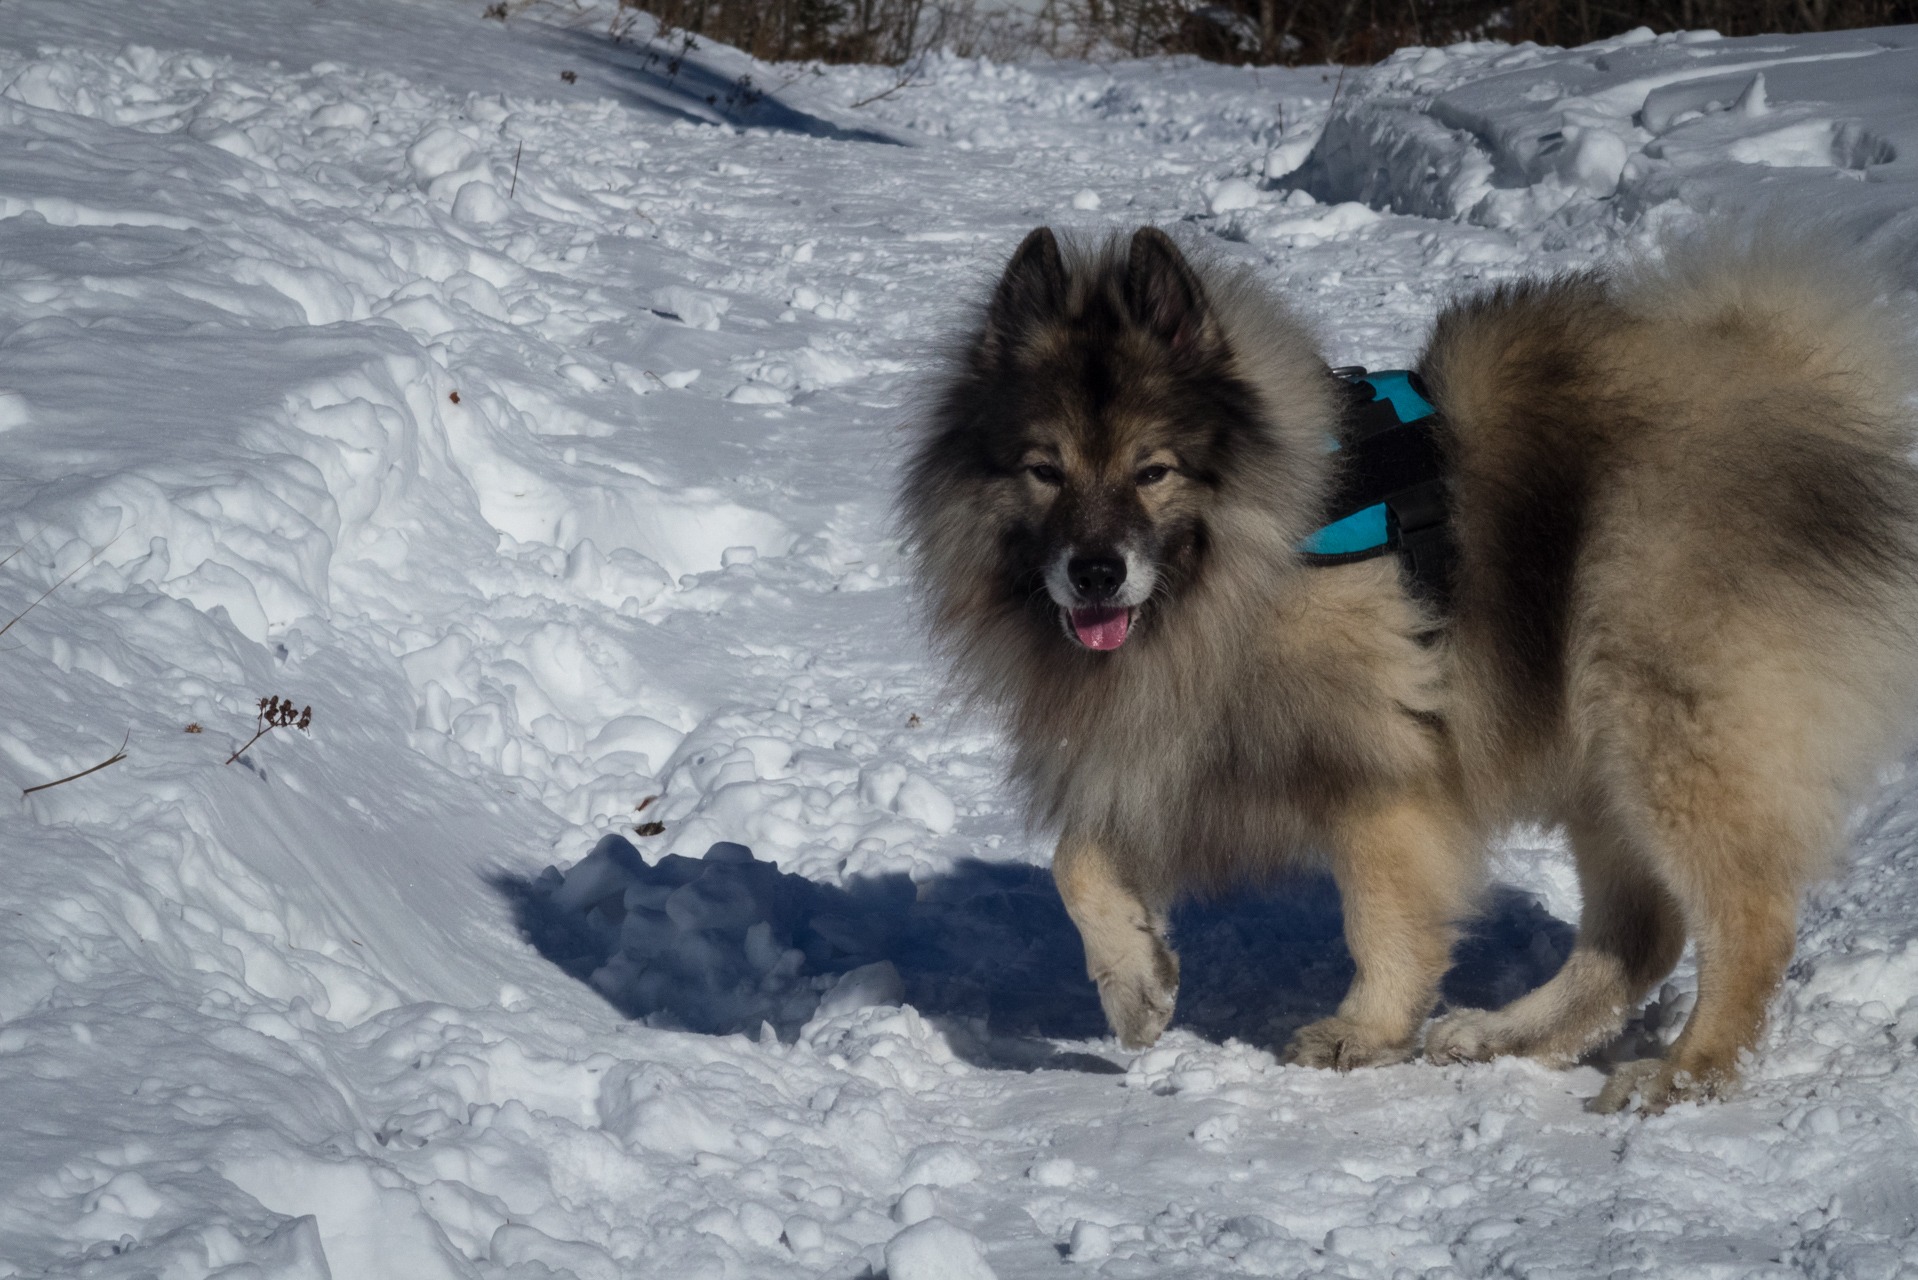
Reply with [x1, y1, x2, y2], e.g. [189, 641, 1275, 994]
[1068, 606, 1132, 651]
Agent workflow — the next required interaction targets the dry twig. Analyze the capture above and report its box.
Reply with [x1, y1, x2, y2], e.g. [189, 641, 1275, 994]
[24, 731, 130, 797]
[1325, 64, 1347, 117]
[849, 68, 924, 109]
[0, 534, 124, 641]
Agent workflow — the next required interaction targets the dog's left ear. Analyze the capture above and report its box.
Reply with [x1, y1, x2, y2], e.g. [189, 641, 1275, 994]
[983, 227, 1069, 361]
[1124, 227, 1224, 363]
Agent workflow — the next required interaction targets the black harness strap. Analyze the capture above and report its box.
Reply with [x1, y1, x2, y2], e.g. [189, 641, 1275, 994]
[1300, 368, 1458, 614]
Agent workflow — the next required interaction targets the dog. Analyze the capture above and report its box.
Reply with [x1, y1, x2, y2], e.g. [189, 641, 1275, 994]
[899, 224, 1918, 1112]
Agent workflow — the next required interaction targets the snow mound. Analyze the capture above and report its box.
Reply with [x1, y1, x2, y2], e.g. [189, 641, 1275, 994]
[1296, 25, 1918, 272]
[885, 1217, 998, 1280]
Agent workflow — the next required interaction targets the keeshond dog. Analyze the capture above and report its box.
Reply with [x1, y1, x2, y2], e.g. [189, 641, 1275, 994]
[900, 224, 1918, 1112]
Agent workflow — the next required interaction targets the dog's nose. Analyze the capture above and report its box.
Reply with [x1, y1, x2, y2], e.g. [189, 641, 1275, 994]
[1068, 555, 1127, 600]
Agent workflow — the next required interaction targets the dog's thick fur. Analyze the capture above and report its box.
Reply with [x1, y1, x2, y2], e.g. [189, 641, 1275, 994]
[900, 224, 1918, 1112]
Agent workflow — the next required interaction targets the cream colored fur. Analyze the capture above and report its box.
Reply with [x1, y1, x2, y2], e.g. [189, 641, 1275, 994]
[908, 226, 1918, 1113]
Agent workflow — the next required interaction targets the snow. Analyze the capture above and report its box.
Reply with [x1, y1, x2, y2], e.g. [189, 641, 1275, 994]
[1, 1, 1917, 1276]
[1296, 25, 1918, 278]
[885, 1218, 998, 1280]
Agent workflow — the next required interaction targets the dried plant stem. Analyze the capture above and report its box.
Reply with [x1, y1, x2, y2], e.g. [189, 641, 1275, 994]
[0, 534, 123, 641]
[23, 732, 130, 797]
[849, 68, 921, 108]
[225, 727, 275, 765]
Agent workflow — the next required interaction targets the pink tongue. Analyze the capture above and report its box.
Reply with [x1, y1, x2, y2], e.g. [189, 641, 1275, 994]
[1071, 607, 1131, 650]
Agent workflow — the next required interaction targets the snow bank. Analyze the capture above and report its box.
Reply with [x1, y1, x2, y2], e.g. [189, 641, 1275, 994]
[1296, 25, 1918, 273]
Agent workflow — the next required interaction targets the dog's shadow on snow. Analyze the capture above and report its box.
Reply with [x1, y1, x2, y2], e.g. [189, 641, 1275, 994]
[492, 842, 1571, 1074]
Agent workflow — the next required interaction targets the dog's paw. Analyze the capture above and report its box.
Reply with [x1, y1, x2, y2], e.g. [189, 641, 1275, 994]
[1423, 1008, 1507, 1063]
[1588, 1057, 1733, 1115]
[1425, 1007, 1575, 1064]
[1093, 935, 1178, 1050]
[1283, 1016, 1414, 1071]
[1097, 969, 1176, 1050]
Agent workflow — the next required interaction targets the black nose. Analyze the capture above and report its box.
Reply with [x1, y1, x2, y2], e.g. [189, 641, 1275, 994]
[1068, 555, 1126, 601]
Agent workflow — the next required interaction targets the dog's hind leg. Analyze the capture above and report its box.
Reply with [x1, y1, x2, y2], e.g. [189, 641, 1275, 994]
[1591, 897, 1797, 1114]
[1583, 665, 1842, 1113]
[1588, 804, 1805, 1114]
[1285, 792, 1474, 1070]
[1427, 812, 1686, 1066]
[1053, 832, 1179, 1049]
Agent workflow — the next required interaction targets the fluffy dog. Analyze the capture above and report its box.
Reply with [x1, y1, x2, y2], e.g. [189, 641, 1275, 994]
[899, 224, 1918, 1112]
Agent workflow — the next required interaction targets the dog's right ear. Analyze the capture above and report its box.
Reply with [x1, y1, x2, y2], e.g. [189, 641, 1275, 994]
[1125, 226, 1221, 364]
[983, 227, 1068, 357]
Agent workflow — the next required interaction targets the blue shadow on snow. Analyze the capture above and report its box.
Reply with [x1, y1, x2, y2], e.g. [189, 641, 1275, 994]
[491, 834, 1573, 1072]
[531, 26, 903, 145]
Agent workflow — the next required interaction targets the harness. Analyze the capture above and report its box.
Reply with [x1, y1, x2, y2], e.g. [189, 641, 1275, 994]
[1299, 367, 1456, 612]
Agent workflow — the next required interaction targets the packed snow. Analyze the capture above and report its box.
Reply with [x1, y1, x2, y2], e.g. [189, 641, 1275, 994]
[2, 2, 1917, 1276]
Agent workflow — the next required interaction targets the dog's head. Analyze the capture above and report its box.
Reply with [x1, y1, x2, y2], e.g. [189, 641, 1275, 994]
[905, 226, 1325, 660]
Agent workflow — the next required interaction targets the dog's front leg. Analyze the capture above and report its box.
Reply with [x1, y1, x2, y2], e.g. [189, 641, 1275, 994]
[1053, 832, 1179, 1049]
[1285, 793, 1472, 1069]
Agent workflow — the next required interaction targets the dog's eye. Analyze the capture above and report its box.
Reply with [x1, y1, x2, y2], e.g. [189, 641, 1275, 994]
[1028, 464, 1063, 486]
[1136, 465, 1171, 486]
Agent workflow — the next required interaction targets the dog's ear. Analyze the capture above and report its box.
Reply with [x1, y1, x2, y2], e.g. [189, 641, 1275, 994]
[1125, 227, 1222, 363]
[984, 227, 1068, 355]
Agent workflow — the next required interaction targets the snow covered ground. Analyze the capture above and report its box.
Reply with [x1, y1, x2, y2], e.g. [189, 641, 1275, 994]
[2, 3, 1916, 1276]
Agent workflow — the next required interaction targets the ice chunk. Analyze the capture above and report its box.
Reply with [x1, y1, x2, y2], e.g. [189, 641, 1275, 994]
[885, 1218, 997, 1280]
[817, 960, 903, 1018]
[1028, 1158, 1075, 1186]
[1264, 135, 1316, 181]
[453, 180, 510, 225]
[548, 835, 648, 913]
[586, 715, 683, 767]
[1552, 126, 1627, 197]
[653, 286, 729, 330]
[1067, 1220, 1112, 1262]
[893, 1184, 936, 1225]
[619, 906, 676, 958]
[1209, 178, 1260, 213]
[893, 774, 956, 835]
[900, 1142, 981, 1188]
[405, 124, 489, 199]
[727, 382, 791, 405]
[406, 125, 478, 181]
[666, 871, 761, 932]
[309, 102, 372, 130]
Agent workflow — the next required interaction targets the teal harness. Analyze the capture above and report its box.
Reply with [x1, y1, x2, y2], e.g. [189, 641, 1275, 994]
[1299, 368, 1455, 610]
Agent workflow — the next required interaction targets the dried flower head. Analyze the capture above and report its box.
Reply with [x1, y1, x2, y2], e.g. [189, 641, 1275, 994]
[226, 695, 316, 765]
